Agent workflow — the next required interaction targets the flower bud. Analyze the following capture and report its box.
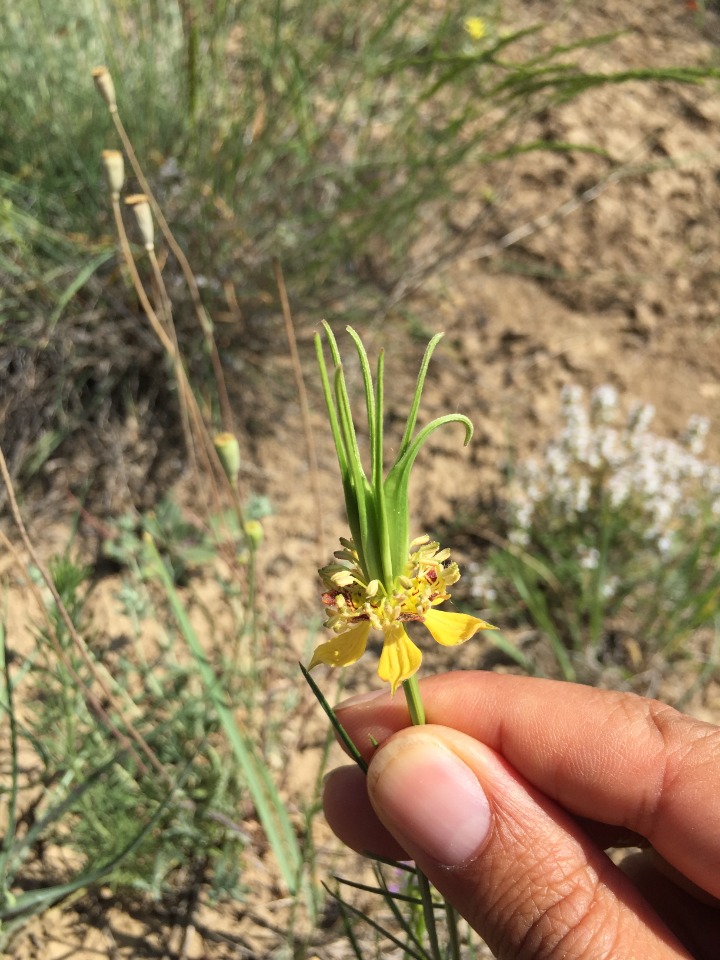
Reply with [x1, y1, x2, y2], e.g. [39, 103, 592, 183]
[214, 432, 241, 486]
[91, 66, 117, 113]
[101, 149, 125, 198]
[125, 194, 154, 251]
[244, 520, 264, 548]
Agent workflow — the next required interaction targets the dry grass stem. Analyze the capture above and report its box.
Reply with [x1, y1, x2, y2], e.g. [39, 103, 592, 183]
[273, 259, 325, 557]
[93, 66, 234, 435]
[0, 446, 166, 779]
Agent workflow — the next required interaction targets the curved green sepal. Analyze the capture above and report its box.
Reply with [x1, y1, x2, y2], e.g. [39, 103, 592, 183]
[384, 414, 473, 578]
[398, 332, 444, 459]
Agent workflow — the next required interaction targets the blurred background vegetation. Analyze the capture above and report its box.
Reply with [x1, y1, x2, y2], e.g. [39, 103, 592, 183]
[3, 0, 715, 508]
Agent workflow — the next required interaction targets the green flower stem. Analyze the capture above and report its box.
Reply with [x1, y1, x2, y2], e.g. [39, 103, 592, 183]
[402, 675, 425, 726]
[402, 675, 442, 959]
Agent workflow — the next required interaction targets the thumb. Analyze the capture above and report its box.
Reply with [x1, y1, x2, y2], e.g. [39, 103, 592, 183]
[366, 725, 690, 960]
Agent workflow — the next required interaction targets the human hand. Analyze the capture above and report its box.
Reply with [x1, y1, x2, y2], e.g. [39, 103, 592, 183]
[323, 672, 720, 959]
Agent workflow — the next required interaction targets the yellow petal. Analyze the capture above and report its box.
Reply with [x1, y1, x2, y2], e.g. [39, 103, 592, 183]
[377, 623, 422, 695]
[423, 609, 496, 647]
[308, 621, 371, 670]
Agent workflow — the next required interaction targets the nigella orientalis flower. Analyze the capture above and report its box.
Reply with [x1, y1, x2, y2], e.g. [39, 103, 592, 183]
[308, 324, 495, 695]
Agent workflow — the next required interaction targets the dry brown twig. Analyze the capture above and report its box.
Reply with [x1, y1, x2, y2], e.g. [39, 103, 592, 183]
[273, 259, 325, 557]
[0, 444, 167, 779]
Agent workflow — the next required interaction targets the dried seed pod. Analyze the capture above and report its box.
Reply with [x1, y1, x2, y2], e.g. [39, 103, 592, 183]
[101, 149, 125, 197]
[91, 66, 117, 113]
[125, 194, 154, 251]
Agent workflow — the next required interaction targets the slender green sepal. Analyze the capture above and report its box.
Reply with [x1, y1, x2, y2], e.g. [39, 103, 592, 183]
[398, 332, 444, 458]
[314, 331, 348, 479]
[333, 364, 374, 577]
[346, 326, 376, 454]
[385, 414, 473, 577]
[372, 349, 394, 591]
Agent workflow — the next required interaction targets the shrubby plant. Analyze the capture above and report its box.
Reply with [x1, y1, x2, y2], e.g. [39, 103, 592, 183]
[470, 385, 720, 680]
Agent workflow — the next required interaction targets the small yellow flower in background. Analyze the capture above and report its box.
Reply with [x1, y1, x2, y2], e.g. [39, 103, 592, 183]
[310, 535, 495, 693]
[464, 16, 486, 41]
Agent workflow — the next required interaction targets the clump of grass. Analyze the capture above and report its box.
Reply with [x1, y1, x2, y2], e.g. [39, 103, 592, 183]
[467, 385, 720, 682]
[5, 1, 718, 298]
[0, 473, 321, 952]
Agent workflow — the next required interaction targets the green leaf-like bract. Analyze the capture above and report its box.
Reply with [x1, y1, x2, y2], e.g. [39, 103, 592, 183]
[315, 323, 473, 592]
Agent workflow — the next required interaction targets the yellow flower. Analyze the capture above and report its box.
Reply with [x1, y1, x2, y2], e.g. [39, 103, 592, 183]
[464, 16, 486, 41]
[309, 536, 495, 693]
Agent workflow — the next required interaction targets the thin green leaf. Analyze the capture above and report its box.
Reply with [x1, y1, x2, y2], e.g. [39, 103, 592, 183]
[299, 663, 367, 774]
[0, 613, 19, 885]
[324, 882, 431, 960]
[47, 250, 114, 334]
[374, 865, 433, 957]
[333, 874, 427, 907]
[485, 629, 537, 674]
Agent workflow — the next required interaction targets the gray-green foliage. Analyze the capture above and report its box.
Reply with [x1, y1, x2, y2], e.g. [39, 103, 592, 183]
[0, 549, 253, 943]
[469, 386, 720, 682]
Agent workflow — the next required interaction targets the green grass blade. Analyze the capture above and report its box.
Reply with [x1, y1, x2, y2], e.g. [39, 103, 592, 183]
[324, 882, 431, 960]
[47, 249, 115, 334]
[144, 537, 304, 895]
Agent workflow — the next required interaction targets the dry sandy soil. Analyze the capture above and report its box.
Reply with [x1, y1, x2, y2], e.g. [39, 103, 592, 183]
[5, 0, 720, 957]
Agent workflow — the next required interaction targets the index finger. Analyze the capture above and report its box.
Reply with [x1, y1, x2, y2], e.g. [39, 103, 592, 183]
[334, 671, 720, 898]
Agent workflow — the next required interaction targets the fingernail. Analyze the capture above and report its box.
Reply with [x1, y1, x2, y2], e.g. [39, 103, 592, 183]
[368, 732, 491, 867]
